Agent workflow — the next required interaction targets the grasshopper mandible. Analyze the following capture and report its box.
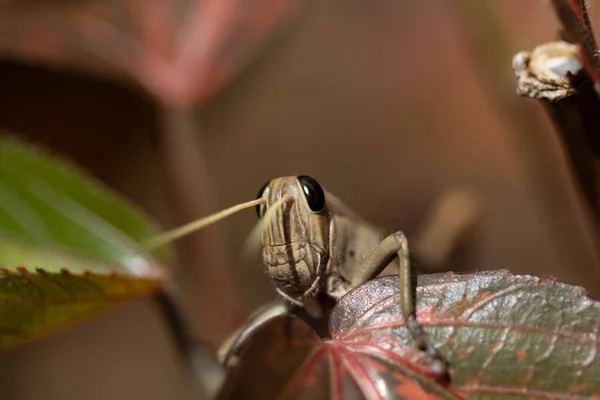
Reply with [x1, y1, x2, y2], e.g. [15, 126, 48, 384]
[147, 175, 450, 380]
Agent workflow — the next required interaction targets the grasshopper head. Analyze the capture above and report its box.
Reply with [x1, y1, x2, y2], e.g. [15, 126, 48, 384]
[256, 176, 330, 302]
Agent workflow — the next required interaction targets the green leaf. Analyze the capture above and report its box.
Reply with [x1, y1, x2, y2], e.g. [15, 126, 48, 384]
[0, 134, 172, 349]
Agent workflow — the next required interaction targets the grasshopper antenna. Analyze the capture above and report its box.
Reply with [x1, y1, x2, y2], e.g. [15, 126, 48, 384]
[144, 197, 267, 249]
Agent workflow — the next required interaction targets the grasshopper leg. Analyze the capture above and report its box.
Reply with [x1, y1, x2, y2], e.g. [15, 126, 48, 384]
[350, 231, 450, 381]
[274, 275, 322, 308]
[276, 288, 304, 307]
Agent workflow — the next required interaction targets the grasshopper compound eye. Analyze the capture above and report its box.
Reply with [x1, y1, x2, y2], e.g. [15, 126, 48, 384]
[256, 181, 270, 218]
[297, 175, 325, 212]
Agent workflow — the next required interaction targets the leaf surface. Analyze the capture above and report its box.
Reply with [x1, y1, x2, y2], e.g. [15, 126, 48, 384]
[220, 271, 600, 399]
[216, 315, 321, 400]
[0, 0, 305, 105]
[0, 134, 171, 349]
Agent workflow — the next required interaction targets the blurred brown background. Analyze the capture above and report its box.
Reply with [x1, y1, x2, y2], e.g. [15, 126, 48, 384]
[2, 1, 600, 399]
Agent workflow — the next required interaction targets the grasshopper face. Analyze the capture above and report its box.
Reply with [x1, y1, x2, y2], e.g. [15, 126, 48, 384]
[256, 176, 330, 301]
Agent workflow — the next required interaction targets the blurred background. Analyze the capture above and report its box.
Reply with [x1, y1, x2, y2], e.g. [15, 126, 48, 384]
[1, 1, 600, 399]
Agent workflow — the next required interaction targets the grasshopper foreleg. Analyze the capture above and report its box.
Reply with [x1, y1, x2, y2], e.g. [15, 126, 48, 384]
[350, 231, 450, 380]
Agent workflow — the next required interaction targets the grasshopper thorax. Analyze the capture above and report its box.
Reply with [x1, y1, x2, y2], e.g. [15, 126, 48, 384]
[256, 176, 331, 302]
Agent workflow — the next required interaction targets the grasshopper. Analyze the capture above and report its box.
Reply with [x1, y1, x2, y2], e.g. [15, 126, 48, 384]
[147, 175, 450, 380]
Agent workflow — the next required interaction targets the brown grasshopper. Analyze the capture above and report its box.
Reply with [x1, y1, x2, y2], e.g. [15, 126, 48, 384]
[147, 175, 450, 380]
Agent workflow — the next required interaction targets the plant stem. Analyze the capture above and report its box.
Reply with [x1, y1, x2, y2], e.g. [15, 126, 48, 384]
[156, 105, 241, 346]
[455, 2, 600, 289]
[512, 41, 600, 286]
[156, 288, 225, 399]
[513, 41, 600, 226]
[542, 82, 600, 216]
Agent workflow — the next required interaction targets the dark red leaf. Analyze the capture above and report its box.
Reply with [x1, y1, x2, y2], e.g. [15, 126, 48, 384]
[216, 315, 322, 400]
[220, 271, 600, 399]
[0, 0, 304, 105]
